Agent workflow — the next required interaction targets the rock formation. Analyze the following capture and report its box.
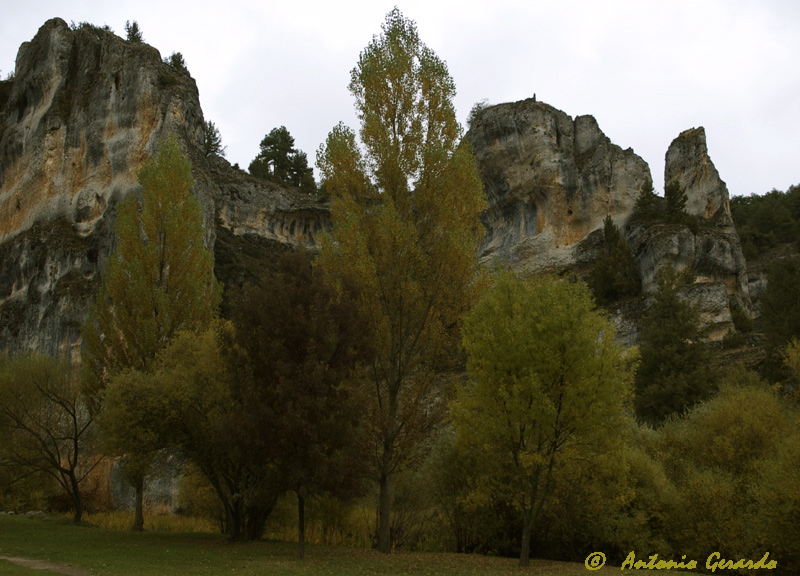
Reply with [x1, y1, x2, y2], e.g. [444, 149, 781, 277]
[626, 127, 750, 339]
[0, 19, 755, 357]
[468, 98, 652, 271]
[468, 102, 751, 341]
[0, 19, 328, 359]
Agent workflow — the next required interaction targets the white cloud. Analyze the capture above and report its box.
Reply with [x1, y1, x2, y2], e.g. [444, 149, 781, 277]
[1, 0, 798, 196]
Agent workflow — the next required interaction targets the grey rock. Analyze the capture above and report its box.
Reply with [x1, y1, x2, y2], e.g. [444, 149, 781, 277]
[0, 20, 328, 357]
[665, 127, 732, 225]
[468, 98, 651, 271]
[468, 100, 751, 341]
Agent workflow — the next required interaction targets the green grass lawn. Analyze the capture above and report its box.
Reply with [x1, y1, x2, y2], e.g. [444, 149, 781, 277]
[0, 514, 703, 576]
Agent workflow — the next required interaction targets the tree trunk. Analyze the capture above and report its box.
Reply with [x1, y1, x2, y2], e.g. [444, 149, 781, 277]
[377, 467, 392, 553]
[377, 374, 399, 554]
[132, 474, 145, 532]
[297, 491, 306, 560]
[225, 500, 243, 542]
[68, 473, 84, 524]
[519, 509, 533, 567]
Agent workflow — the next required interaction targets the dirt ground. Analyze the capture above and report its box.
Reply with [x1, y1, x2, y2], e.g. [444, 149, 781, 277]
[0, 555, 94, 576]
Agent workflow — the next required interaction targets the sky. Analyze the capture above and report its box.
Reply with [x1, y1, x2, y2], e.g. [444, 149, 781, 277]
[2, 1, 799, 198]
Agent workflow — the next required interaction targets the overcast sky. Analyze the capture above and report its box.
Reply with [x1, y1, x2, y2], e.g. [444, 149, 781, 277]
[2, 1, 799, 197]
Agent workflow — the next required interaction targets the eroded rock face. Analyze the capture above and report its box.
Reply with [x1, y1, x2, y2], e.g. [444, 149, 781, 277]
[625, 127, 751, 339]
[468, 100, 751, 341]
[468, 99, 652, 270]
[665, 127, 732, 224]
[0, 20, 755, 355]
[0, 19, 206, 242]
[0, 20, 328, 358]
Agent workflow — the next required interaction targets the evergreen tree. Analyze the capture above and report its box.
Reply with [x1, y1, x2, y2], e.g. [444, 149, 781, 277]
[633, 176, 659, 222]
[125, 20, 143, 43]
[202, 120, 226, 157]
[588, 215, 640, 306]
[664, 179, 687, 219]
[762, 255, 800, 355]
[249, 126, 316, 193]
[634, 266, 717, 425]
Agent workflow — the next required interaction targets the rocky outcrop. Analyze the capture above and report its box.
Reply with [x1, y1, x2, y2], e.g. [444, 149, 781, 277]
[626, 127, 750, 339]
[665, 127, 732, 225]
[0, 20, 756, 356]
[469, 102, 751, 341]
[468, 99, 652, 271]
[0, 19, 206, 243]
[0, 19, 328, 358]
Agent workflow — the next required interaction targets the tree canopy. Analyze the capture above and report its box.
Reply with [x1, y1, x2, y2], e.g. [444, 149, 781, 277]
[124, 20, 143, 43]
[81, 134, 220, 530]
[634, 266, 717, 425]
[452, 272, 634, 566]
[231, 249, 369, 552]
[249, 126, 316, 193]
[0, 355, 100, 523]
[587, 215, 640, 306]
[316, 7, 486, 554]
[202, 121, 226, 157]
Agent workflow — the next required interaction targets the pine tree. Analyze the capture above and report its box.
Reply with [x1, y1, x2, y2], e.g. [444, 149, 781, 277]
[634, 266, 717, 425]
[588, 215, 640, 305]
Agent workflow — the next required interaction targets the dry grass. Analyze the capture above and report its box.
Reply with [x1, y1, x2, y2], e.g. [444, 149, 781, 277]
[81, 510, 216, 533]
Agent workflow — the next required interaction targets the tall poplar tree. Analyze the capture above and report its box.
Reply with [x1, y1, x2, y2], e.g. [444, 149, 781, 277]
[81, 134, 220, 530]
[316, 8, 486, 553]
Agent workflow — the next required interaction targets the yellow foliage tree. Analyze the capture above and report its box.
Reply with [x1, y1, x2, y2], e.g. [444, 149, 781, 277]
[81, 134, 220, 530]
[316, 8, 485, 553]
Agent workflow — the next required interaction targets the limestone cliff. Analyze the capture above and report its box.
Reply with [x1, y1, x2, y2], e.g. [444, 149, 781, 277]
[626, 127, 750, 339]
[468, 101, 751, 341]
[469, 99, 652, 271]
[0, 19, 328, 359]
[0, 20, 755, 357]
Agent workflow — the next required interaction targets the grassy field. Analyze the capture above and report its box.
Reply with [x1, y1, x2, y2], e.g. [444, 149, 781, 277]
[0, 514, 704, 576]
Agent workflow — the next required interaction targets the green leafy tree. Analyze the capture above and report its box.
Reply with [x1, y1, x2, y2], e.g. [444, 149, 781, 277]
[451, 272, 634, 567]
[202, 121, 226, 157]
[0, 355, 101, 523]
[231, 249, 368, 556]
[81, 134, 220, 530]
[655, 375, 794, 564]
[316, 7, 486, 553]
[634, 265, 717, 425]
[249, 126, 316, 193]
[124, 20, 143, 42]
[588, 215, 641, 305]
[148, 321, 282, 542]
[98, 370, 170, 523]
